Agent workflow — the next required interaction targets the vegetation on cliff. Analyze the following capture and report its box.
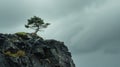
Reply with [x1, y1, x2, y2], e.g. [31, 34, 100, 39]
[0, 16, 75, 67]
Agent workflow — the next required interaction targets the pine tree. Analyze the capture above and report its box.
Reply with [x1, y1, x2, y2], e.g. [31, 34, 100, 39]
[25, 16, 50, 34]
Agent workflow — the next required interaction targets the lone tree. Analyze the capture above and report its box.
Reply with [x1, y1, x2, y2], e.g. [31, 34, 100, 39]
[25, 16, 50, 34]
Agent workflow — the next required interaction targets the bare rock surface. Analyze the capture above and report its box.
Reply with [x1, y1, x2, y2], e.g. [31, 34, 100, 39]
[0, 33, 75, 67]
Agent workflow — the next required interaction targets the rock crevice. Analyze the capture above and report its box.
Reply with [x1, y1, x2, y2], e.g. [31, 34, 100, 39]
[0, 33, 75, 67]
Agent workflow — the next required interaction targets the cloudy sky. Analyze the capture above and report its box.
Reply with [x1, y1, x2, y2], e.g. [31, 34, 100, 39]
[0, 0, 120, 67]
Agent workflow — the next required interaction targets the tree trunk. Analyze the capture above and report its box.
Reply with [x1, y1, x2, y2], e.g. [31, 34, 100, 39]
[34, 27, 39, 34]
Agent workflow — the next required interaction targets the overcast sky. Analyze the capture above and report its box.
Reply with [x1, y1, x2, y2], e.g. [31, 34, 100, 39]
[0, 0, 120, 67]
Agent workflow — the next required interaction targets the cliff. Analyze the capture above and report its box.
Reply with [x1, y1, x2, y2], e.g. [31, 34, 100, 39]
[0, 32, 75, 67]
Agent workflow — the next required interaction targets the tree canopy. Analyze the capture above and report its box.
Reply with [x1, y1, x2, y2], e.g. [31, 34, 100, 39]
[25, 16, 50, 34]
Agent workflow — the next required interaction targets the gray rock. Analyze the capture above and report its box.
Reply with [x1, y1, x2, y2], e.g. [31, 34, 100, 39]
[0, 33, 75, 67]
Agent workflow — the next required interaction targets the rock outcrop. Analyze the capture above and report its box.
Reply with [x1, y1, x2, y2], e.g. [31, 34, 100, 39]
[0, 32, 75, 67]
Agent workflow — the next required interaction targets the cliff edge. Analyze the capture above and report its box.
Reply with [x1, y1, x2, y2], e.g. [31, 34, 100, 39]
[0, 32, 75, 67]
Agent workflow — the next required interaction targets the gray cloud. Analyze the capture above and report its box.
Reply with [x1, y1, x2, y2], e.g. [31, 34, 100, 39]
[0, 0, 120, 67]
[42, 0, 120, 54]
[0, 0, 105, 28]
[0, 0, 30, 28]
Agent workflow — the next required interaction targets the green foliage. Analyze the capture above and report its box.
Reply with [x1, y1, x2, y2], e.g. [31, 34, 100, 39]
[15, 32, 28, 39]
[25, 16, 50, 34]
[4, 50, 26, 57]
[15, 32, 27, 36]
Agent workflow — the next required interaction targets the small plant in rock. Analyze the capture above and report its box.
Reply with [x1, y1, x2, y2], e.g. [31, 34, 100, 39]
[25, 16, 50, 34]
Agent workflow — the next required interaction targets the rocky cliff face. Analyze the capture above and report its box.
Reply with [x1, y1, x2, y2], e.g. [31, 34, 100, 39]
[0, 32, 75, 67]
